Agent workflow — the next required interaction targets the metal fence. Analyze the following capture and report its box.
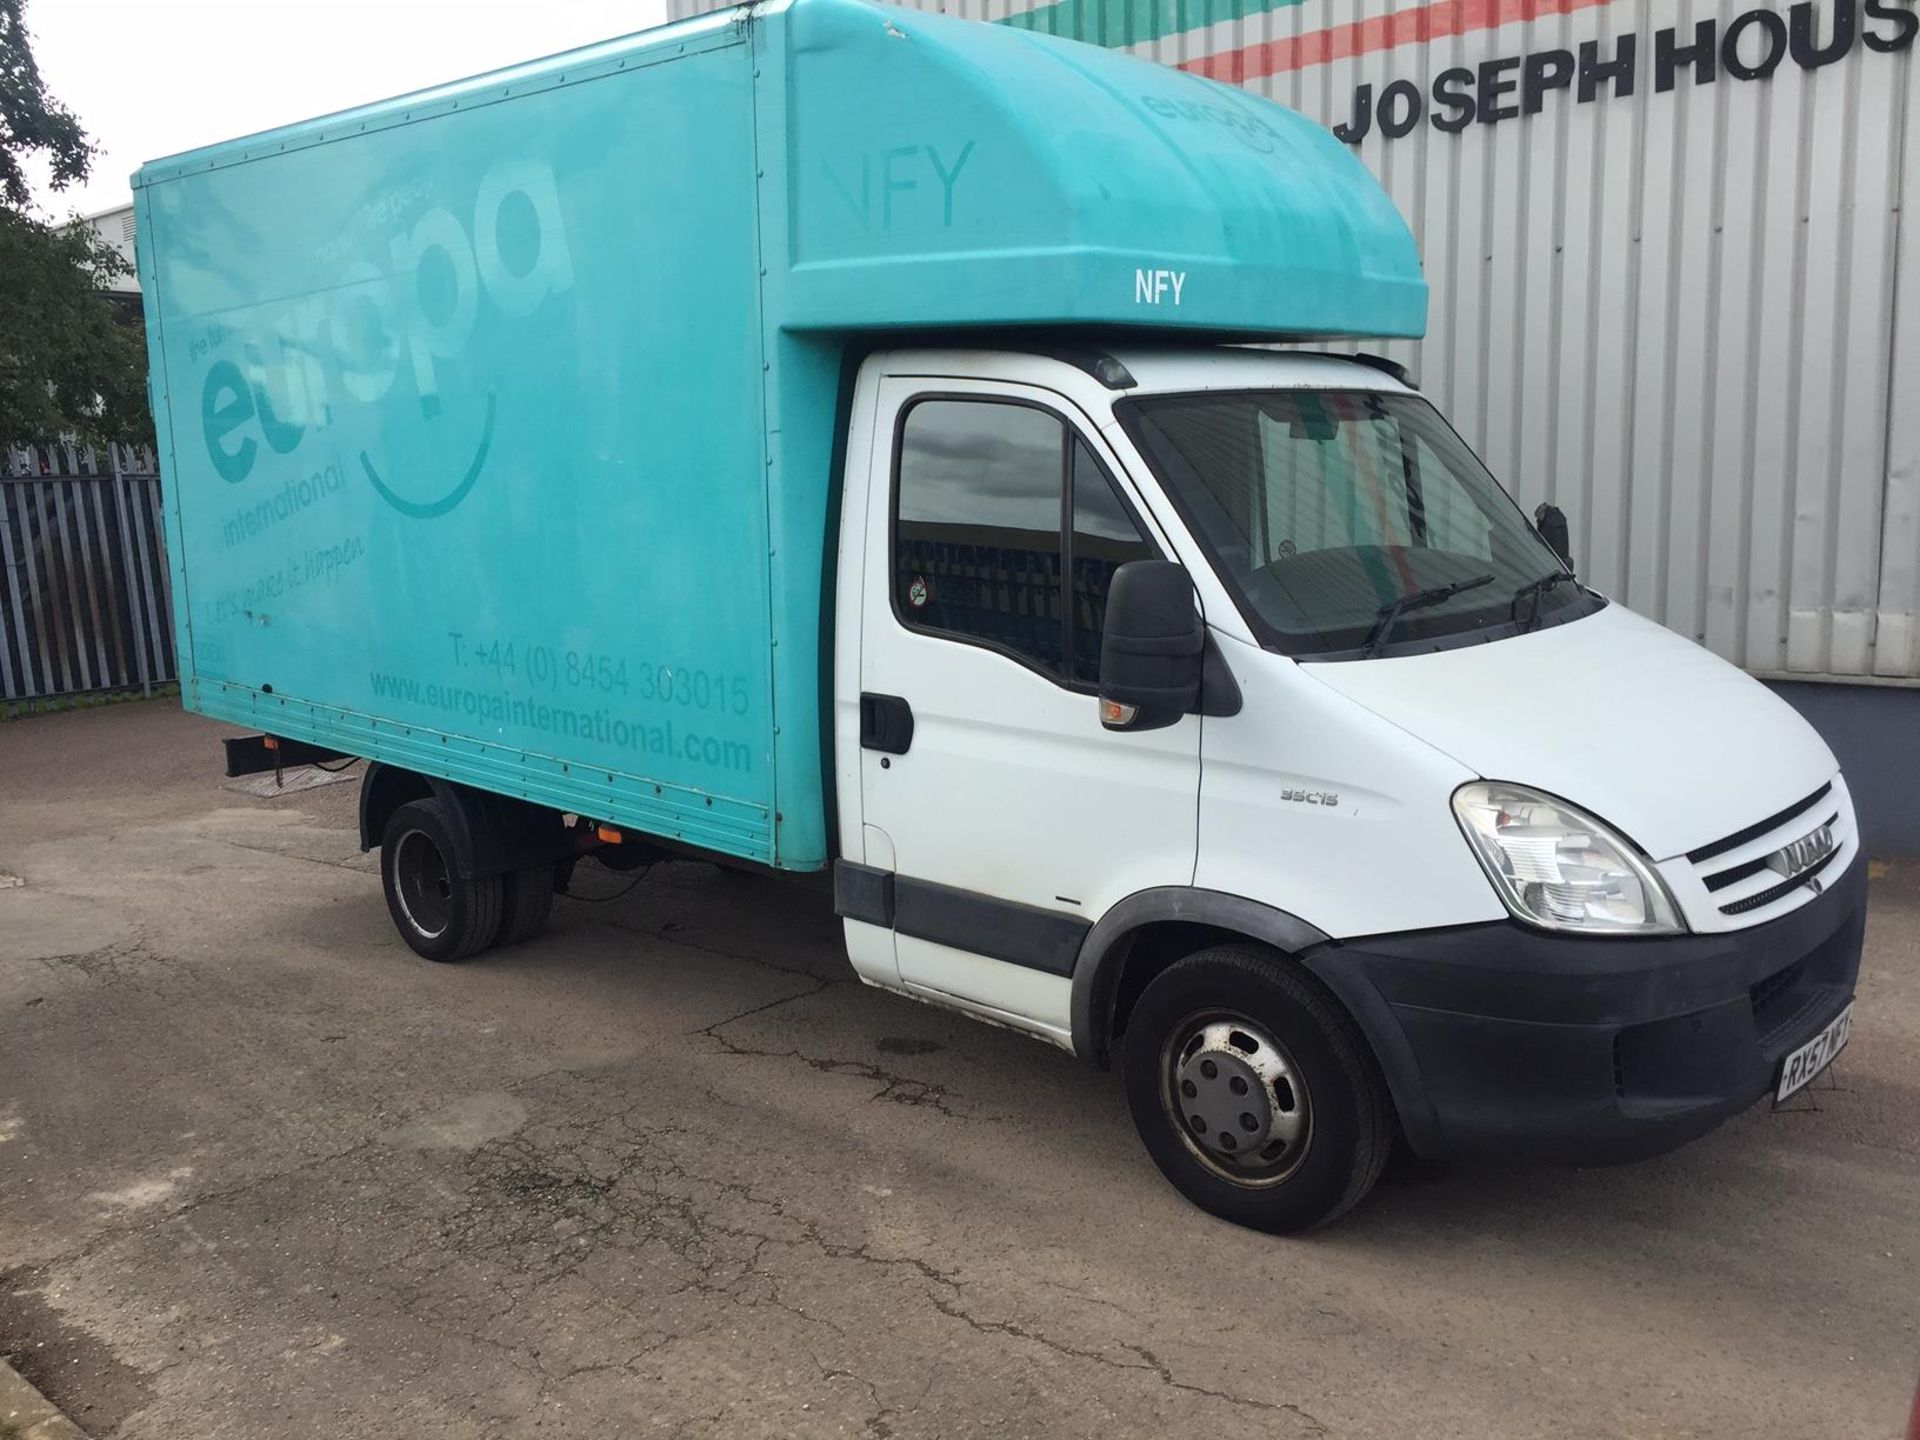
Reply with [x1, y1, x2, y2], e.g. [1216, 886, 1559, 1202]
[1, 441, 175, 704]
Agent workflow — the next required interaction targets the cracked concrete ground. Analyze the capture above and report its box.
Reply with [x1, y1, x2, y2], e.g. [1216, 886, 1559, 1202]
[1, 701, 1917, 1439]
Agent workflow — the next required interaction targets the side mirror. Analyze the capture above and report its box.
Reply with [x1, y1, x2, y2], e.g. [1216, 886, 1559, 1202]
[1099, 560, 1203, 732]
[1534, 502, 1573, 569]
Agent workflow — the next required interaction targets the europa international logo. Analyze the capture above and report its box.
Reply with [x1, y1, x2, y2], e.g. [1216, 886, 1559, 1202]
[198, 159, 574, 521]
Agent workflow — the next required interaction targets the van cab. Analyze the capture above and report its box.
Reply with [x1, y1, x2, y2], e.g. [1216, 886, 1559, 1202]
[830, 344, 1862, 1229]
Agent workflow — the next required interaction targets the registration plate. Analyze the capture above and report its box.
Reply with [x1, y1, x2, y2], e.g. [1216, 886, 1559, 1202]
[1775, 1003, 1853, 1103]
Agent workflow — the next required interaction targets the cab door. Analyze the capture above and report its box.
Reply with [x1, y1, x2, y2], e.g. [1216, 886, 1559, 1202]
[852, 377, 1201, 1045]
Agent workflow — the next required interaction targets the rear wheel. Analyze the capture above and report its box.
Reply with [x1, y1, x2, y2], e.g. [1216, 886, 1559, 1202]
[495, 864, 556, 946]
[381, 800, 502, 962]
[1122, 945, 1391, 1233]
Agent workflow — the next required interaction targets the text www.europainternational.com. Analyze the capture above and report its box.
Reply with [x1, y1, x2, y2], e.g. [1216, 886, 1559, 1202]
[368, 672, 754, 773]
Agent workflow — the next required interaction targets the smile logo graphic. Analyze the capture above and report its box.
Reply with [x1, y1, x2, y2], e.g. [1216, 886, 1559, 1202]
[200, 159, 573, 520]
[359, 393, 498, 521]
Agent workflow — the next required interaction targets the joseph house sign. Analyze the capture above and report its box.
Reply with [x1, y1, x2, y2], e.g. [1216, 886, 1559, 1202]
[1332, 0, 1916, 141]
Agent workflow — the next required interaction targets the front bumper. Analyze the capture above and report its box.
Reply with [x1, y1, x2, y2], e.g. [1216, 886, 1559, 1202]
[1302, 855, 1868, 1164]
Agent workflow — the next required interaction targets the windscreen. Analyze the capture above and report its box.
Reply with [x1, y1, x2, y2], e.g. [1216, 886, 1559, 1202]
[1118, 388, 1595, 658]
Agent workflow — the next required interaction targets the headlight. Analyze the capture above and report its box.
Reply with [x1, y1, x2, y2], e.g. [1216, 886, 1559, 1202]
[1452, 782, 1684, 935]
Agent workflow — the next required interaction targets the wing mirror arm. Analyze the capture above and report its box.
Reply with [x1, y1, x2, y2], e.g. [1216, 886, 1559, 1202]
[1197, 632, 1242, 718]
[1534, 502, 1573, 570]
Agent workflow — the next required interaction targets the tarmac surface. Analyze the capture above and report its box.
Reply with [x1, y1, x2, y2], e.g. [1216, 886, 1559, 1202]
[1, 699, 1916, 1438]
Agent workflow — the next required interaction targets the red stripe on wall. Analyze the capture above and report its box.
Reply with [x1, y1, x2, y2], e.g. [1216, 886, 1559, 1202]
[1180, 0, 1614, 84]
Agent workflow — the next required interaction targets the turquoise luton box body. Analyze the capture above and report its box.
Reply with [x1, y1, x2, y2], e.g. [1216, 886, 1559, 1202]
[133, 0, 1425, 871]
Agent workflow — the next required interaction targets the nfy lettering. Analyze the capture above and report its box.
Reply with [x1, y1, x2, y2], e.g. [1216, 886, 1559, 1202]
[1134, 268, 1187, 305]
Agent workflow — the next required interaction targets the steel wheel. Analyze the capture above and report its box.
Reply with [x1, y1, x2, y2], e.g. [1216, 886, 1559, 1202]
[378, 799, 503, 962]
[392, 827, 453, 939]
[1125, 946, 1392, 1231]
[1161, 1009, 1313, 1187]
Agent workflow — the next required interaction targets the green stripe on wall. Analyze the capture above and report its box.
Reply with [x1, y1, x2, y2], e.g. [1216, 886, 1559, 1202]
[998, 0, 1305, 49]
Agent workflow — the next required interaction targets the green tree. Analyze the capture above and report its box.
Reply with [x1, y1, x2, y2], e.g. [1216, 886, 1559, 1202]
[0, 0, 152, 446]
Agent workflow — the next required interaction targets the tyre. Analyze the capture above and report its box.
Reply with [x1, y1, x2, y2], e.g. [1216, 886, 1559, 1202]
[495, 864, 556, 946]
[380, 799, 503, 962]
[1122, 945, 1392, 1234]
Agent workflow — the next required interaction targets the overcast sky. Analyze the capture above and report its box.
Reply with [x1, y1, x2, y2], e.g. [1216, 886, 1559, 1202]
[24, 0, 671, 218]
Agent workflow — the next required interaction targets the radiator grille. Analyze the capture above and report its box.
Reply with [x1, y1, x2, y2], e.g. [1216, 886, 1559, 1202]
[1683, 782, 1853, 925]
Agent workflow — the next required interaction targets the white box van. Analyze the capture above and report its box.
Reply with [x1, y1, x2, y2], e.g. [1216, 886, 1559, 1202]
[139, 0, 1863, 1230]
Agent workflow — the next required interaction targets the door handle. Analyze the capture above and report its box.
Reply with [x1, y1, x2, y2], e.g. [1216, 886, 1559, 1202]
[860, 692, 914, 754]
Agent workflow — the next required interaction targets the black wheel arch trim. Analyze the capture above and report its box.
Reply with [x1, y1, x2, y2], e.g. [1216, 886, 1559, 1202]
[1069, 886, 1446, 1157]
[1070, 887, 1327, 1065]
[1293, 944, 1447, 1160]
[359, 763, 571, 880]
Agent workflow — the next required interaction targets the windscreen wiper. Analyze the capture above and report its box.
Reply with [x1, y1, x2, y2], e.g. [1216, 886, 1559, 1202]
[1363, 573, 1496, 657]
[1512, 570, 1576, 632]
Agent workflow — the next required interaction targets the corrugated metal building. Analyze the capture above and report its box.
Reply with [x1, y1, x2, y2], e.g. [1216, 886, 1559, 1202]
[671, 0, 1920, 850]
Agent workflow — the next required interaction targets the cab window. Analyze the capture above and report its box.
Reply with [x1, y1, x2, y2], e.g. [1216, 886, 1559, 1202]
[1120, 387, 1591, 656]
[894, 397, 1155, 686]
[1069, 439, 1156, 683]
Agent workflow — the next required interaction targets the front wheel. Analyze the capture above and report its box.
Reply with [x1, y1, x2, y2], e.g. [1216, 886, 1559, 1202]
[381, 799, 503, 962]
[1122, 946, 1392, 1233]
